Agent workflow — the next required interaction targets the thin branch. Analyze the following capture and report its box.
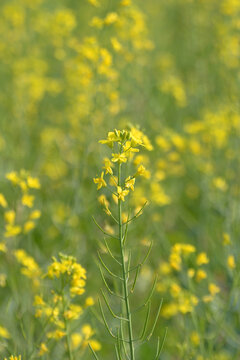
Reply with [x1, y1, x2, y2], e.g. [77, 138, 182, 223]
[93, 216, 118, 240]
[133, 275, 158, 312]
[115, 344, 121, 360]
[98, 265, 124, 300]
[147, 299, 163, 341]
[122, 215, 129, 246]
[89, 343, 100, 360]
[155, 328, 168, 359]
[116, 328, 123, 360]
[98, 252, 123, 280]
[98, 298, 130, 343]
[98, 298, 117, 339]
[104, 238, 122, 266]
[128, 241, 153, 274]
[139, 301, 151, 341]
[131, 265, 140, 293]
[122, 202, 148, 225]
[126, 250, 132, 282]
[101, 289, 129, 322]
[120, 319, 130, 360]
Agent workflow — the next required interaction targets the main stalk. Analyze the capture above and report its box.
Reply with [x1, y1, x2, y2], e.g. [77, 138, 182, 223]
[118, 160, 135, 360]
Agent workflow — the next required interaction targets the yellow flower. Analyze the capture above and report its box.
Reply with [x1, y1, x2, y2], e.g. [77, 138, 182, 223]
[4, 210, 15, 224]
[14, 249, 42, 282]
[223, 233, 231, 245]
[0, 193, 8, 208]
[4, 225, 21, 238]
[196, 269, 207, 282]
[121, 0, 131, 5]
[125, 176, 135, 191]
[6, 171, 19, 185]
[30, 210, 41, 219]
[117, 186, 129, 201]
[88, 0, 100, 6]
[0, 274, 6, 287]
[85, 297, 94, 307]
[27, 176, 41, 189]
[93, 172, 107, 190]
[136, 165, 147, 177]
[82, 324, 94, 339]
[123, 141, 139, 154]
[0, 325, 10, 339]
[71, 333, 82, 349]
[89, 339, 101, 351]
[111, 153, 127, 163]
[196, 252, 209, 266]
[47, 330, 66, 339]
[188, 268, 195, 278]
[111, 37, 122, 52]
[104, 12, 118, 25]
[38, 342, 48, 356]
[228, 255, 236, 269]
[98, 194, 109, 208]
[24, 221, 35, 233]
[64, 304, 83, 320]
[208, 283, 220, 296]
[0, 242, 7, 253]
[162, 303, 178, 318]
[90, 16, 103, 29]
[22, 194, 35, 207]
[34, 295, 45, 306]
[170, 283, 181, 297]
[213, 177, 228, 191]
[103, 158, 113, 174]
[99, 131, 121, 147]
[190, 331, 200, 346]
[169, 252, 181, 271]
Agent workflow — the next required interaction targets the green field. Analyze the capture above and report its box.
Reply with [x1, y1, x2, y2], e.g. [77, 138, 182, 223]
[0, 0, 240, 359]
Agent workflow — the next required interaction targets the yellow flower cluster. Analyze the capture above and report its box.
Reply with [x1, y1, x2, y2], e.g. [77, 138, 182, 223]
[0, 326, 10, 339]
[47, 253, 86, 297]
[94, 128, 152, 207]
[33, 254, 97, 355]
[71, 324, 101, 352]
[14, 249, 42, 288]
[157, 243, 220, 318]
[0, 170, 41, 241]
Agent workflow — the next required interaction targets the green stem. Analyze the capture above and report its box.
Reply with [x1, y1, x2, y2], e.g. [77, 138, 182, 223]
[65, 318, 74, 360]
[62, 284, 74, 360]
[118, 161, 135, 360]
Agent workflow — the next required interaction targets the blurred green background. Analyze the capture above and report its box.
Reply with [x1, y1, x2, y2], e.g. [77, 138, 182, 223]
[0, 0, 240, 358]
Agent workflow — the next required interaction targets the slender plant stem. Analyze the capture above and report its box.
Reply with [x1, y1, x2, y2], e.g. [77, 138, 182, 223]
[118, 160, 135, 360]
[65, 318, 74, 360]
[62, 287, 74, 360]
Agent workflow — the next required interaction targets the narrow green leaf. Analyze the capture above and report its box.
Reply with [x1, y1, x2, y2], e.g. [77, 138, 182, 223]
[104, 238, 122, 266]
[88, 343, 100, 360]
[98, 265, 124, 300]
[147, 299, 163, 341]
[131, 265, 140, 293]
[155, 328, 168, 359]
[139, 301, 151, 341]
[98, 298, 116, 339]
[98, 252, 123, 280]
[101, 289, 129, 321]
[92, 216, 118, 240]
[122, 201, 148, 225]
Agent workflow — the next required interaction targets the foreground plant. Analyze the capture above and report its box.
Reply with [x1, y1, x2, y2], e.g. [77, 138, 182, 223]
[33, 254, 100, 359]
[92, 129, 166, 360]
